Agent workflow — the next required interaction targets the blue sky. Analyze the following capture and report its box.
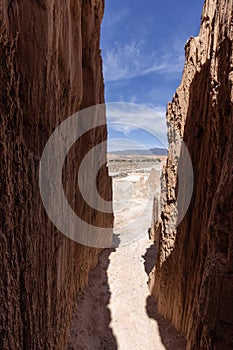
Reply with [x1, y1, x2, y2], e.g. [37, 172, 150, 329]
[101, 0, 204, 151]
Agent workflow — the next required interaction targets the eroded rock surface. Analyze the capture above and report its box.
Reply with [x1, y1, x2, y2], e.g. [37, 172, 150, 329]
[0, 1, 112, 349]
[150, 0, 233, 349]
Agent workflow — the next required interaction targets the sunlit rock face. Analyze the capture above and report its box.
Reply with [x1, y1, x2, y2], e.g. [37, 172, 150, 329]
[150, 0, 233, 348]
[0, 1, 113, 349]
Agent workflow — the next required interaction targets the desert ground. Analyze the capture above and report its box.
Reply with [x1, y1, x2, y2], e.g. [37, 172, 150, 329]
[67, 157, 186, 350]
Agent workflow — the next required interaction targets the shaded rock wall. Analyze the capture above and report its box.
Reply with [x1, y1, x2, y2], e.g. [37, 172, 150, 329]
[0, 0, 112, 349]
[150, 0, 233, 349]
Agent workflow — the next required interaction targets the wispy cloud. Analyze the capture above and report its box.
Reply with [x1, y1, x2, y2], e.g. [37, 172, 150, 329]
[103, 40, 184, 82]
[103, 9, 129, 27]
[107, 102, 168, 148]
[108, 138, 149, 152]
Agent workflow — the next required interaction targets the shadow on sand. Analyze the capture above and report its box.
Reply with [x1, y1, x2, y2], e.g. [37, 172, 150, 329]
[142, 241, 187, 350]
[146, 295, 186, 350]
[142, 241, 158, 276]
[67, 238, 120, 350]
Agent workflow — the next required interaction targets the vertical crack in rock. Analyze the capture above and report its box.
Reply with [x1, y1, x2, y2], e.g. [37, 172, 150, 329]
[150, 0, 233, 349]
[0, 1, 113, 349]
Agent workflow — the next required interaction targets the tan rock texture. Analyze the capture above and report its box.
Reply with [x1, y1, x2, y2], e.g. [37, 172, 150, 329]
[150, 0, 233, 349]
[0, 1, 112, 349]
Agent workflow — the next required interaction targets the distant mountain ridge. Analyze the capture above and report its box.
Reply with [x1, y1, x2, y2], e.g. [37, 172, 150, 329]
[109, 147, 168, 156]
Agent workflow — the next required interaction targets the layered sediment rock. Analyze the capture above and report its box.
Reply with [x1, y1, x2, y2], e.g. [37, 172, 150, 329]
[0, 1, 112, 349]
[150, 0, 233, 349]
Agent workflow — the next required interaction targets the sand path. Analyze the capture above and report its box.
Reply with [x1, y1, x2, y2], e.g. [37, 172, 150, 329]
[67, 166, 186, 349]
[67, 235, 186, 350]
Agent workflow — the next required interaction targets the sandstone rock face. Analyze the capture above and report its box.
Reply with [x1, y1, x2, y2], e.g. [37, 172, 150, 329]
[150, 0, 233, 349]
[0, 1, 112, 349]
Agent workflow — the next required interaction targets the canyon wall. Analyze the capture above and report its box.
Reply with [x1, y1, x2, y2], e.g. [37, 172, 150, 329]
[0, 1, 112, 349]
[150, 0, 233, 349]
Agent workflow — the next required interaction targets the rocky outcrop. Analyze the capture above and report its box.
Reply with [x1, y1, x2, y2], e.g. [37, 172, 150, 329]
[150, 0, 233, 349]
[0, 1, 112, 349]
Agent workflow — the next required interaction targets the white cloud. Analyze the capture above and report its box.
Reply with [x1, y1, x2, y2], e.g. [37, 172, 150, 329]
[108, 138, 148, 152]
[106, 102, 168, 148]
[103, 40, 184, 82]
[103, 9, 129, 27]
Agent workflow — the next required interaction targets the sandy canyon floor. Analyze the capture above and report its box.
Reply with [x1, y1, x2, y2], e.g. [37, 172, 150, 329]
[67, 158, 186, 350]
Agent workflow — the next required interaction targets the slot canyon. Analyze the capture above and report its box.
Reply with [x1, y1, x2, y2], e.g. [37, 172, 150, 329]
[0, 0, 232, 350]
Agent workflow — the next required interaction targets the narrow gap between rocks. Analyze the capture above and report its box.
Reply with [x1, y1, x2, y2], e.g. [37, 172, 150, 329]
[67, 154, 186, 350]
